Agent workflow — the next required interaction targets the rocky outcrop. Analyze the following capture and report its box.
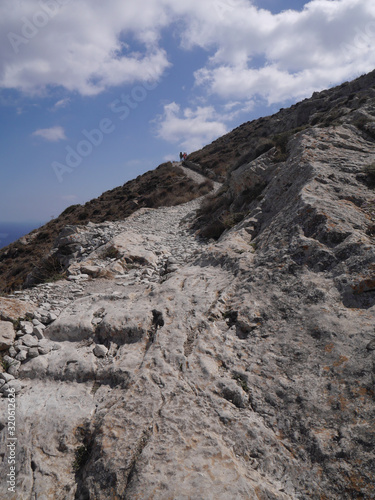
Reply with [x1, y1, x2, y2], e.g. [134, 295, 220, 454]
[1, 78, 375, 499]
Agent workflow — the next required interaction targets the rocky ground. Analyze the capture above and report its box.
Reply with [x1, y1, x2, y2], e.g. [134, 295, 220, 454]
[0, 124, 375, 499]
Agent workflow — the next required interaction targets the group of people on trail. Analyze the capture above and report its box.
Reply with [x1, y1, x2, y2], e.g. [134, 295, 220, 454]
[179, 152, 187, 161]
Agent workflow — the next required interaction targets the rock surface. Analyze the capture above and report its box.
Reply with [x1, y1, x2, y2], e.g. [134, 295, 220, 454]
[0, 321, 15, 350]
[1, 76, 375, 499]
[0, 297, 35, 322]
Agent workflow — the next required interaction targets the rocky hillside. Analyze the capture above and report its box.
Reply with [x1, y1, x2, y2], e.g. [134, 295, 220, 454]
[188, 69, 375, 181]
[0, 71, 375, 499]
[0, 163, 213, 292]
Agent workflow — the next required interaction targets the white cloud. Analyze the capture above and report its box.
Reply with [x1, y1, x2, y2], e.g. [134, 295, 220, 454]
[32, 126, 66, 142]
[0, 0, 171, 96]
[53, 98, 71, 110]
[186, 0, 375, 103]
[154, 102, 228, 151]
[0, 0, 374, 107]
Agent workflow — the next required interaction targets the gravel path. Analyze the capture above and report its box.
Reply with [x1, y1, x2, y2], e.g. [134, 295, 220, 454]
[173, 161, 222, 191]
[12, 193, 209, 306]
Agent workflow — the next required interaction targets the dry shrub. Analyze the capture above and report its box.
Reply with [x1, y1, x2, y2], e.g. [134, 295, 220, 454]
[30, 255, 66, 285]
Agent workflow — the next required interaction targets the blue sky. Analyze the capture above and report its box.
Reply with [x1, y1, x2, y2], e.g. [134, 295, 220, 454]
[0, 0, 374, 224]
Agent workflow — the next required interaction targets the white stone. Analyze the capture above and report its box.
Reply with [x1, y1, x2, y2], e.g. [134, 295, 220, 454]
[33, 326, 45, 340]
[8, 346, 18, 358]
[20, 321, 34, 335]
[21, 334, 39, 348]
[16, 350, 28, 361]
[0, 321, 15, 351]
[0, 372, 15, 383]
[93, 344, 108, 358]
[28, 347, 39, 358]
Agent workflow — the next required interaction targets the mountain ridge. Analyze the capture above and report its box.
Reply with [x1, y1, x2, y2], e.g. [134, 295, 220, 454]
[0, 70, 375, 498]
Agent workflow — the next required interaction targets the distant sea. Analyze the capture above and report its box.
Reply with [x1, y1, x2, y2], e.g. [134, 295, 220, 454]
[0, 222, 45, 250]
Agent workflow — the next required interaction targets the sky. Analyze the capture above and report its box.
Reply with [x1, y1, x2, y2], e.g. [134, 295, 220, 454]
[0, 0, 374, 228]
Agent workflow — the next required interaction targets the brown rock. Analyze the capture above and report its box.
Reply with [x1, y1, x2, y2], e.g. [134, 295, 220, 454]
[0, 297, 36, 322]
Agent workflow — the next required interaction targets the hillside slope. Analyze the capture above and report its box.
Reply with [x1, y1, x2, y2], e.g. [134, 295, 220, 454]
[0, 163, 212, 292]
[0, 72, 374, 498]
[188, 69, 375, 181]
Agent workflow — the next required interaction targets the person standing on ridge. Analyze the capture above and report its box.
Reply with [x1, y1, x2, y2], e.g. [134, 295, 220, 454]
[179, 152, 183, 161]
[183, 152, 187, 161]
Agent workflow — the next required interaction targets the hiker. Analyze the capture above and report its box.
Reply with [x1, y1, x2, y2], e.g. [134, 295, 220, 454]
[179, 152, 183, 161]
[183, 152, 187, 161]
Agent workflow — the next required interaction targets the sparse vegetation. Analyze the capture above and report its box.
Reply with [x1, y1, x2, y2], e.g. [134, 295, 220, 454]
[72, 444, 89, 472]
[354, 116, 375, 140]
[100, 246, 121, 260]
[29, 255, 66, 286]
[272, 132, 291, 162]
[363, 163, 375, 188]
[232, 373, 250, 393]
[220, 212, 247, 229]
[1, 356, 16, 371]
[195, 182, 266, 240]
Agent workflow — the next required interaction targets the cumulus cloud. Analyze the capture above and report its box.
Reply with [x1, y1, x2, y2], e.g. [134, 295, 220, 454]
[154, 102, 228, 150]
[32, 126, 66, 142]
[0, 0, 171, 96]
[0, 0, 374, 107]
[187, 0, 375, 103]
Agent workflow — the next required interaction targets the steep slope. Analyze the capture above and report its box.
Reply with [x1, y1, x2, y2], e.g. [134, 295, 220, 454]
[0, 163, 213, 292]
[187, 69, 375, 181]
[0, 119, 374, 498]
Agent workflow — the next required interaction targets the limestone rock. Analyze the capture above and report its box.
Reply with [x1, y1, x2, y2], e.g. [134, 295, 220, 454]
[93, 344, 108, 357]
[0, 321, 15, 351]
[2, 72, 375, 500]
[8, 346, 17, 358]
[80, 264, 101, 277]
[16, 350, 28, 361]
[0, 297, 36, 322]
[21, 334, 39, 348]
[28, 347, 39, 359]
[108, 230, 159, 265]
[33, 325, 45, 339]
[0, 379, 21, 394]
[0, 372, 15, 383]
[20, 321, 34, 334]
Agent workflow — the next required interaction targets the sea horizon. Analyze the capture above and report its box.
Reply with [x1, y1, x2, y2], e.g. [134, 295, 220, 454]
[0, 221, 46, 250]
